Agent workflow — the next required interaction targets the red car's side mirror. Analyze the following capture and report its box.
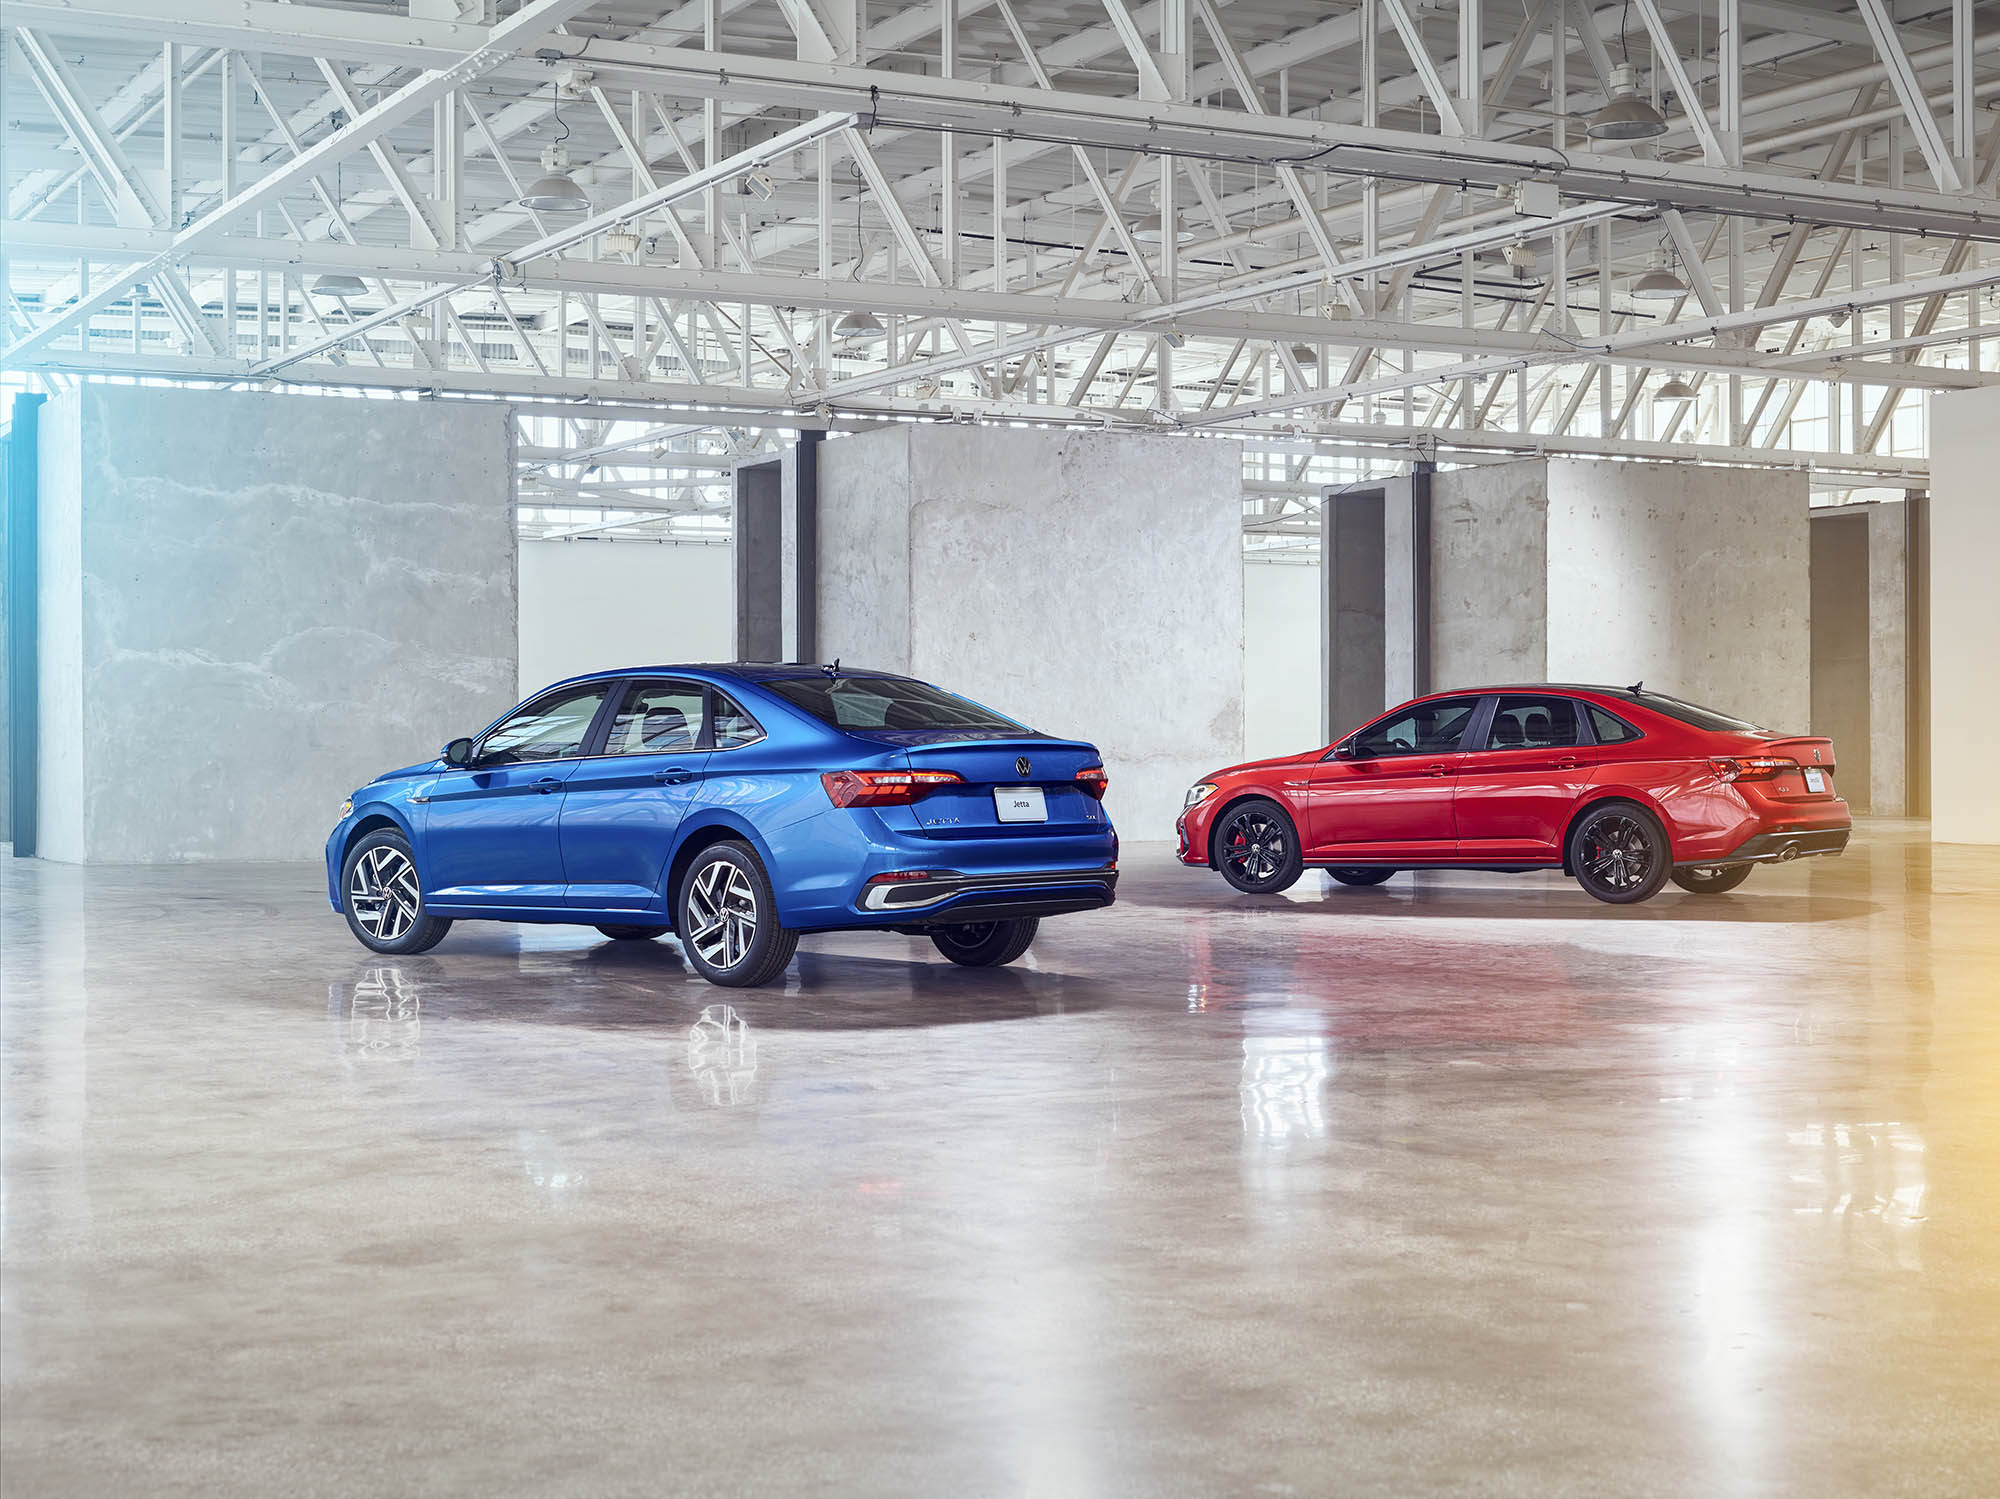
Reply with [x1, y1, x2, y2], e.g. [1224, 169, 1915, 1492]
[1332, 741, 1358, 760]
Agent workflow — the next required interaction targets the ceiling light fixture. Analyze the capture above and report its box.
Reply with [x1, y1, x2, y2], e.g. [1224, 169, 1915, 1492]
[744, 167, 777, 201]
[1288, 344, 1321, 368]
[1630, 251, 1688, 301]
[310, 272, 369, 299]
[1133, 210, 1196, 245]
[1654, 375, 1698, 401]
[519, 83, 589, 212]
[1588, 61, 1668, 141]
[834, 310, 884, 336]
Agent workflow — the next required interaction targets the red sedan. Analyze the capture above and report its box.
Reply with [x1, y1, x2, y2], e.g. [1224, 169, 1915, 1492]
[1176, 685, 1851, 905]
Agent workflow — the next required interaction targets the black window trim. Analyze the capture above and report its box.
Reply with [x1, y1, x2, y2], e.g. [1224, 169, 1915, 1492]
[704, 684, 767, 752]
[1470, 692, 1596, 754]
[585, 675, 716, 758]
[1328, 692, 1488, 760]
[1582, 699, 1647, 747]
[471, 680, 622, 770]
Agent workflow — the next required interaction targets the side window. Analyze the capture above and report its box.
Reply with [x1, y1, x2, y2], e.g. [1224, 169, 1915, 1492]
[1486, 694, 1582, 750]
[1588, 704, 1643, 745]
[603, 680, 705, 755]
[475, 684, 610, 766]
[711, 691, 765, 749]
[1351, 696, 1480, 757]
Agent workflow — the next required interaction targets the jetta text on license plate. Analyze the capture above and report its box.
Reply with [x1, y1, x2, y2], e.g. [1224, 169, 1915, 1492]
[995, 787, 1048, 823]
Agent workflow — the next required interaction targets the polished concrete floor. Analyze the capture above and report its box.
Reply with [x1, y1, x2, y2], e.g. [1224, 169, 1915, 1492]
[3, 822, 1996, 1497]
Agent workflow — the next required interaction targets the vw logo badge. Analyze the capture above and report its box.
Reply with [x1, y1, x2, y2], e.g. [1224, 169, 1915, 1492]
[1015, 756, 1032, 778]
[1813, 748, 1822, 763]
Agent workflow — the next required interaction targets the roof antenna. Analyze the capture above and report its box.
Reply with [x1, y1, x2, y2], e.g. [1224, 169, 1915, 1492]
[1628, 680, 1645, 694]
[821, 658, 840, 680]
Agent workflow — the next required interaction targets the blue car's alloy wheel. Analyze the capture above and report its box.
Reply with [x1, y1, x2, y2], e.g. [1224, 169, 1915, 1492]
[342, 830, 452, 955]
[676, 842, 799, 988]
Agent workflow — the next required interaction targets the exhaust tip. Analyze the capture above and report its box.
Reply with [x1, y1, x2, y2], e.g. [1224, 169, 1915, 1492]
[1777, 843, 1799, 862]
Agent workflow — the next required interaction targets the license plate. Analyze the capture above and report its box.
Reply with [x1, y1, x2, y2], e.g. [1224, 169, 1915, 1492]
[1804, 768, 1826, 793]
[995, 786, 1047, 823]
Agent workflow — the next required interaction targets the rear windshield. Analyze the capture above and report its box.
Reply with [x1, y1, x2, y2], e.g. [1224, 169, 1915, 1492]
[763, 675, 1025, 733]
[1614, 691, 1766, 734]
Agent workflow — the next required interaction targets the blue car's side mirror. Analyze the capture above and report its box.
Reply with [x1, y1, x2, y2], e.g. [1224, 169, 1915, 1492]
[442, 737, 475, 768]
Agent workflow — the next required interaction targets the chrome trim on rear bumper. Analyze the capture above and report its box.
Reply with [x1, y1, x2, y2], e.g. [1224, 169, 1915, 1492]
[860, 868, 1117, 912]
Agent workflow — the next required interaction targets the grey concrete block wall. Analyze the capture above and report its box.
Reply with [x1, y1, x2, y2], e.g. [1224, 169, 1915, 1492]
[35, 386, 519, 863]
[1866, 503, 1907, 816]
[1429, 463, 1549, 691]
[1416, 457, 1812, 729]
[818, 425, 1243, 835]
[1545, 459, 1811, 731]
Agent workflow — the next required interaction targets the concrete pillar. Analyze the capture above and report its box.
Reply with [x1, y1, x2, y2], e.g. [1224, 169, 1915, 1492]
[1544, 458, 1810, 730]
[1867, 502, 1908, 816]
[732, 435, 819, 663]
[816, 425, 1242, 833]
[1323, 486, 1386, 741]
[1428, 460, 1548, 690]
[1810, 509, 1873, 808]
[1927, 386, 2000, 843]
[32, 386, 518, 862]
[1404, 456, 1810, 729]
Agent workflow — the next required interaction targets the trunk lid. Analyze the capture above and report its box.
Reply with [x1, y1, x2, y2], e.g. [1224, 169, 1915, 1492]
[849, 731, 1107, 839]
[1719, 733, 1840, 802]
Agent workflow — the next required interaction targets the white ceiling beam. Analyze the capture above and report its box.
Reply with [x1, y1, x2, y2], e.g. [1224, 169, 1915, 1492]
[1856, 0, 1968, 193]
[2, 0, 607, 363]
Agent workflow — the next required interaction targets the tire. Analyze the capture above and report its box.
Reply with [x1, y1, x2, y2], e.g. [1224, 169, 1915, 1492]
[1670, 863, 1753, 895]
[1329, 868, 1395, 887]
[341, 829, 452, 955]
[1569, 801, 1673, 905]
[930, 918, 1039, 968]
[1212, 799, 1305, 895]
[596, 924, 671, 940]
[675, 841, 798, 988]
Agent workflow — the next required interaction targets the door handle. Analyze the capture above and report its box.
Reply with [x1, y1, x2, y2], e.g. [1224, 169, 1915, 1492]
[535, 776, 563, 794]
[1427, 763, 1450, 777]
[1555, 756, 1580, 770]
[655, 767, 695, 784]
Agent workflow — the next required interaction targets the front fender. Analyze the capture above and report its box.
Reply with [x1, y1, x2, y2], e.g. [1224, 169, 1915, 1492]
[325, 800, 423, 910]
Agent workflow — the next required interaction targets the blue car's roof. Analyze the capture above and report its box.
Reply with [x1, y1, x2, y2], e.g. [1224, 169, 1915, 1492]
[549, 663, 906, 686]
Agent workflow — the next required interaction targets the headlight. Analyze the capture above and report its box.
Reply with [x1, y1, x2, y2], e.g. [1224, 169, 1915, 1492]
[338, 799, 353, 819]
[1184, 782, 1218, 808]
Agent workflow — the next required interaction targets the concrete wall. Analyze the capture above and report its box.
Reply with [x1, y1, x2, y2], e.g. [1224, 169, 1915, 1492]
[518, 540, 732, 697]
[35, 387, 518, 863]
[1810, 511, 1873, 809]
[1244, 560, 1323, 761]
[1866, 503, 1907, 816]
[1429, 462, 1548, 691]
[1545, 459, 1811, 731]
[1928, 386, 2000, 843]
[819, 425, 1243, 834]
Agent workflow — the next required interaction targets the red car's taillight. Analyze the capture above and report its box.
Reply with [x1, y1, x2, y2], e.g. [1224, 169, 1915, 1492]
[1075, 766, 1109, 801]
[1709, 756, 1797, 783]
[821, 769, 964, 807]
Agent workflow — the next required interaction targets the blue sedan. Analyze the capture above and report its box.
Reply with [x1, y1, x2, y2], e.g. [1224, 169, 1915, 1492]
[324, 665, 1118, 986]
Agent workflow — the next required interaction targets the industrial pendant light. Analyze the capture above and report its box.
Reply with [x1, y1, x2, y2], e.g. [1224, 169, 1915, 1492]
[1288, 343, 1321, 368]
[834, 310, 884, 336]
[309, 161, 370, 298]
[519, 83, 589, 212]
[1654, 374, 1698, 401]
[1133, 210, 1195, 245]
[1630, 250, 1688, 301]
[310, 272, 369, 299]
[1588, 62, 1668, 142]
